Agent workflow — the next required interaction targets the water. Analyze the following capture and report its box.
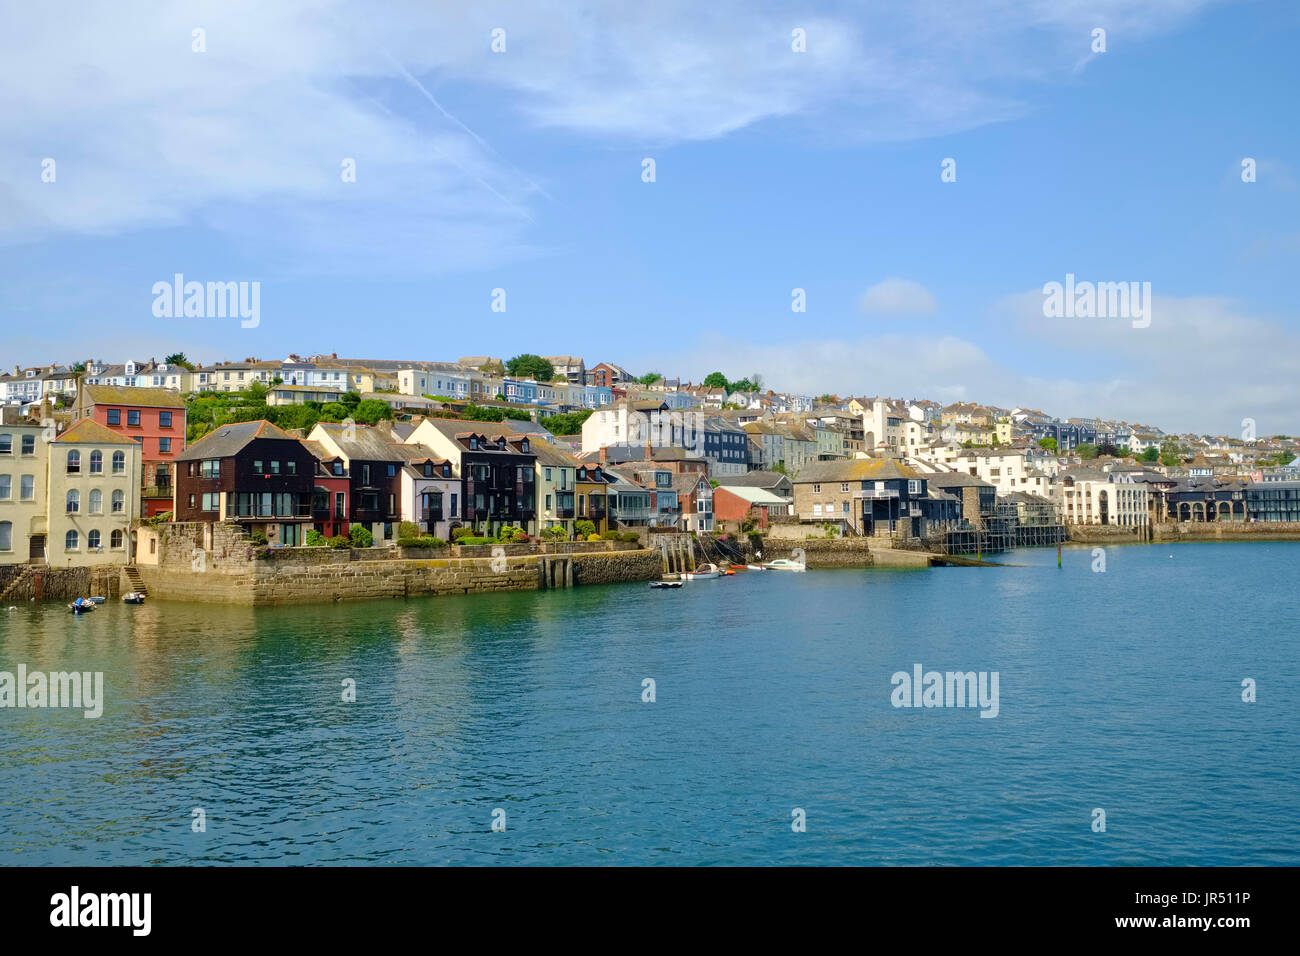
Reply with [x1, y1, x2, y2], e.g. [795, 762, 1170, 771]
[1, 541, 1297, 865]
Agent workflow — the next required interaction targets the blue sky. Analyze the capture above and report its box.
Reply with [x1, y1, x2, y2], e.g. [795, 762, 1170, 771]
[1, 0, 1297, 433]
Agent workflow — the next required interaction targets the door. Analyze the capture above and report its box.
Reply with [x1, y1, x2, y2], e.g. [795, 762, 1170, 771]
[28, 534, 45, 563]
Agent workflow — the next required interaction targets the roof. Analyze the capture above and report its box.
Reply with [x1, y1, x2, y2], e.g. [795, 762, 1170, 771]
[792, 458, 920, 483]
[926, 471, 995, 489]
[82, 384, 186, 408]
[715, 470, 791, 490]
[313, 422, 410, 460]
[53, 418, 139, 445]
[177, 420, 298, 459]
[503, 434, 578, 468]
[715, 486, 788, 506]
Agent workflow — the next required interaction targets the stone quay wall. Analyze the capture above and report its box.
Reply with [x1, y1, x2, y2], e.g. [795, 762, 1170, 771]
[134, 521, 661, 605]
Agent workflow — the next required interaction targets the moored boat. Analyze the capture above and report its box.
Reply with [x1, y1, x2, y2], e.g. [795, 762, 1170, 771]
[122, 592, 146, 604]
[68, 597, 97, 613]
[649, 581, 683, 589]
[761, 558, 807, 572]
[683, 563, 720, 580]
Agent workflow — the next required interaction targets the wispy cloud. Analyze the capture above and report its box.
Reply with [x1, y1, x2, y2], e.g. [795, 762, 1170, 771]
[857, 278, 938, 316]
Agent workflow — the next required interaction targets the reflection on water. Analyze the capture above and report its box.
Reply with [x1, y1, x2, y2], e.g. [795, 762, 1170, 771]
[1, 542, 1298, 865]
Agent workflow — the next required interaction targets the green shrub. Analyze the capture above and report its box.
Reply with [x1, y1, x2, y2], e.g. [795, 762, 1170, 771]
[398, 521, 419, 540]
[304, 529, 327, 547]
[450, 526, 473, 541]
[349, 525, 374, 548]
[328, 534, 351, 549]
[457, 536, 497, 546]
[620, 532, 640, 543]
[575, 519, 596, 537]
[248, 530, 268, 546]
[544, 526, 570, 540]
[601, 530, 620, 540]
[397, 535, 446, 549]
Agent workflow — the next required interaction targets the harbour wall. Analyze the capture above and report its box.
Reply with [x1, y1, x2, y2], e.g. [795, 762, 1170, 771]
[134, 521, 661, 605]
[1069, 521, 1300, 544]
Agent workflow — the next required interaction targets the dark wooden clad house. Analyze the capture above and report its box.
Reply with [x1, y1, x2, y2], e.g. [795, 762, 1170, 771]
[173, 420, 316, 545]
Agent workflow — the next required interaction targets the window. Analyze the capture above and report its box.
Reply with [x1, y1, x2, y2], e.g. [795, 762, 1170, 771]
[127, 410, 141, 426]
[0, 521, 10, 551]
[20, 475, 34, 500]
[159, 437, 171, 453]
[335, 492, 345, 519]
[160, 411, 172, 428]
[87, 530, 101, 551]
[287, 461, 296, 475]
[107, 409, 121, 425]
[89, 489, 103, 513]
[546, 494, 552, 511]
[189, 494, 196, 509]
[201, 493, 219, 512]
[253, 460, 262, 473]
[66, 489, 79, 513]
[386, 464, 396, 478]
[21, 435, 34, 455]
[1, 434, 13, 455]
[545, 468, 552, 482]
[112, 490, 124, 513]
[840, 482, 850, 492]
[89, 450, 103, 473]
[270, 460, 280, 474]
[66, 450, 80, 473]
[908, 479, 922, 495]
[362, 464, 371, 485]
[65, 530, 79, 550]
[812, 483, 821, 494]
[332, 461, 343, 476]
[200, 460, 220, 478]
[0, 475, 9, 500]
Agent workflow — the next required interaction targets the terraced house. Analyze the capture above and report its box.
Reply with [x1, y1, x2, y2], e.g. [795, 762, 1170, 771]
[49, 418, 142, 565]
[0, 408, 52, 565]
[72, 384, 186, 517]
[792, 459, 934, 539]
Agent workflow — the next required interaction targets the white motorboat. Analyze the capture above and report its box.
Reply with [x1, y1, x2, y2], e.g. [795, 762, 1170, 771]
[761, 558, 806, 572]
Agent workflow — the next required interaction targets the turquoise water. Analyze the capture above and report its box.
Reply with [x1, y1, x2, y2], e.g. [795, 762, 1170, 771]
[1, 541, 1297, 865]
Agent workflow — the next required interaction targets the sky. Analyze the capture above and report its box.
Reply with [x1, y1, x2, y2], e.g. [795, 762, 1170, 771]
[1, 0, 1298, 435]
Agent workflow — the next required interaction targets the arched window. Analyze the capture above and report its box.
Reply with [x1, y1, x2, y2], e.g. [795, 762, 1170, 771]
[66, 450, 81, 473]
[112, 490, 125, 513]
[112, 451, 125, 474]
[65, 529, 79, 550]
[87, 530, 101, 550]
[89, 450, 103, 473]
[110, 529, 123, 549]
[89, 489, 103, 513]
[66, 489, 80, 513]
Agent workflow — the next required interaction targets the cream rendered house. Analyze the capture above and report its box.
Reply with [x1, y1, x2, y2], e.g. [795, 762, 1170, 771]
[48, 418, 142, 565]
[0, 411, 52, 564]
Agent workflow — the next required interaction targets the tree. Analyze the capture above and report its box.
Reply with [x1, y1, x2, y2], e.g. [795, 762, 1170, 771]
[479, 360, 506, 377]
[505, 354, 555, 381]
[246, 381, 268, 402]
[351, 399, 394, 425]
[1038, 437, 1058, 453]
[340, 391, 361, 410]
[636, 372, 662, 386]
[163, 352, 194, 369]
[1140, 447, 1160, 462]
[703, 372, 728, 389]
[1077, 443, 1098, 459]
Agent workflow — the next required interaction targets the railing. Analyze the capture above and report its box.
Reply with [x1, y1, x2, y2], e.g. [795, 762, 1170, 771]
[142, 485, 173, 498]
[420, 509, 444, 522]
[853, 488, 899, 499]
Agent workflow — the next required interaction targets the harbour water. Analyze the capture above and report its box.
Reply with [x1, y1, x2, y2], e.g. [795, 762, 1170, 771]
[1, 541, 1297, 865]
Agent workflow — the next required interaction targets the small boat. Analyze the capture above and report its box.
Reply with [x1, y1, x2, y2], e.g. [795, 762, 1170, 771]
[68, 598, 97, 614]
[762, 558, 807, 572]
[649, 581, 682, 589]
[122, 592, 146, 604]
[683, 563, 720, 580]
[729, 564, 748, 571]
[746, 564, 765, 571]
[87, 596, 107, 604]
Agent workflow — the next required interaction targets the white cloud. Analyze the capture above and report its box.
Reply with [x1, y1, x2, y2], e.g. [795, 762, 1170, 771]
[857, 278, 938, 316]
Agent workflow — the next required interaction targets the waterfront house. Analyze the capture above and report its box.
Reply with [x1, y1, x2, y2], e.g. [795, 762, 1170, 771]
[49, 418, 142, 565]
[712, 485, 787, 532]
[674, 472, 714, 532]
[71, 384, 186, 517]
[1057, 467, 1149, 527]
[575, 463, 612, 534]
[307, 423, 411, 544]
[602, 470, 653, 527]
[0, 407, 52, 565]
[714, 470, 794, 503]
[299, 440, 351, 540]
[175, 420, 315, 545]
[401, 418, 538, 536]
[791, 459, 932, 539]
[508, 435, 577, 537]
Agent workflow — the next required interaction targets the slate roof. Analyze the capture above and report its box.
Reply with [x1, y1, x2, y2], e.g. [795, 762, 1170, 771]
[82, 384, 186, 408]
[53, 418, 138, 445]
[176, 420, 297, 459]
[792, 458, 920, 483]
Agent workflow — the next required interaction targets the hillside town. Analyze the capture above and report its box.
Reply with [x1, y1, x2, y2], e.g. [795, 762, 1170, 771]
[2, 351, 1299, 570]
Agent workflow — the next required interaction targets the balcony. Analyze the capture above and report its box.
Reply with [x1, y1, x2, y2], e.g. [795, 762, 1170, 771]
[555, 508, 575, 519]
[142, 485, 173, 499]
[420, 509, 444, 522]
[853, 488, 899, 499]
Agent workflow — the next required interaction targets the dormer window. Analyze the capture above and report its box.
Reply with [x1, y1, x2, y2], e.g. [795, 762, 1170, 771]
[520, 439, 529, 452]
[469, 437, 478, 450]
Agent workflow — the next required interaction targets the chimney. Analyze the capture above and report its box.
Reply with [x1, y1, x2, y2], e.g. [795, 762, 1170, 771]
[599, 446, 607, 464]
